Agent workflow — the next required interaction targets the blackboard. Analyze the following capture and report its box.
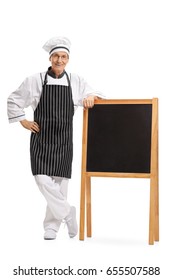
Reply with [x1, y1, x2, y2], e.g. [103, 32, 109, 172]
[80, 99, 159, 244]
[86, 104, 152, 173]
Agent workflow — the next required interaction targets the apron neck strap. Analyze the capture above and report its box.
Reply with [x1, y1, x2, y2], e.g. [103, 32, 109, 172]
[43, 71, 48, 85]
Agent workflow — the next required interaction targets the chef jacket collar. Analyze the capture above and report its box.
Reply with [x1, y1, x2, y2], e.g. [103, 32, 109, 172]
[47, 67, 65, 79]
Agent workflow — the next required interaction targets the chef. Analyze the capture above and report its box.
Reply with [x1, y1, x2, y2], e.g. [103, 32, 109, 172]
[7, 36, 103, 240]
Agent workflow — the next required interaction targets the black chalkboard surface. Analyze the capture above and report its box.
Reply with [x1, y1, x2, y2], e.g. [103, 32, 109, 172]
[86, 104, 152, 173]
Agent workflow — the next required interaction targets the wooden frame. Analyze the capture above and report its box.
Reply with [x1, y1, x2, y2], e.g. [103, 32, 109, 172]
[79, 98, 159, 245]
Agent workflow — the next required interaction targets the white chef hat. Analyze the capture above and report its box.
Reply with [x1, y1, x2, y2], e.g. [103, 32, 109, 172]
[43, 36, 71, 56]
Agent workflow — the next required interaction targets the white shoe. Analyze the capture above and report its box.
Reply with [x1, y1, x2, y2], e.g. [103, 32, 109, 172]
[44, 229, 57, 240]
[65, 206, 78, 238]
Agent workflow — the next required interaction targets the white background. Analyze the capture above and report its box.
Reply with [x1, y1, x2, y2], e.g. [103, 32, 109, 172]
[0, 0, 173, 279]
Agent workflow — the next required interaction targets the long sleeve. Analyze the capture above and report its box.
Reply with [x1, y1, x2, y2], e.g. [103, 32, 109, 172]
[70, 73, 104, 106]
[7, 74, 42, 123]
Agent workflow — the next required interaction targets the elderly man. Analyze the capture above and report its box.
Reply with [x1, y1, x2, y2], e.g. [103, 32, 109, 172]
[7, 36, 103, 240]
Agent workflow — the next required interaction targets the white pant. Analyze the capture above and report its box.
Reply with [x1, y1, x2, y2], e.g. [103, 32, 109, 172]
[35, 175, 71, 231]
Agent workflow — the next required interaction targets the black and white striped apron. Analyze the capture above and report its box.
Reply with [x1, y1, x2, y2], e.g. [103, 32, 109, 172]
[30, 71, 74, 178]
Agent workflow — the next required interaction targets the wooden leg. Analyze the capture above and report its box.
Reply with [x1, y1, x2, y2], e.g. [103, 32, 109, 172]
[86, 176, 92, 237]
[154, 180, 159, 241]
[79, 174, 86, 240]
[149, 178, 155, 245]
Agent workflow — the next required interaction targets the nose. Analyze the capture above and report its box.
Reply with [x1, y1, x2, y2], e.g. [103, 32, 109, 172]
[57, 56, 62, 62]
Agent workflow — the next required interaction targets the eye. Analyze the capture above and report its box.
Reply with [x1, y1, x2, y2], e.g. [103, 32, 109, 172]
[52, 54, 58, 58]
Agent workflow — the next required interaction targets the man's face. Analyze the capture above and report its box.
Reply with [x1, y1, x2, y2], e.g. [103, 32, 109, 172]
[50, 51, 69, 74]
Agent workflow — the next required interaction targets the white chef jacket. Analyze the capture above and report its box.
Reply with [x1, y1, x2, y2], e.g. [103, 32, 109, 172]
[7, 71, 103, 123]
